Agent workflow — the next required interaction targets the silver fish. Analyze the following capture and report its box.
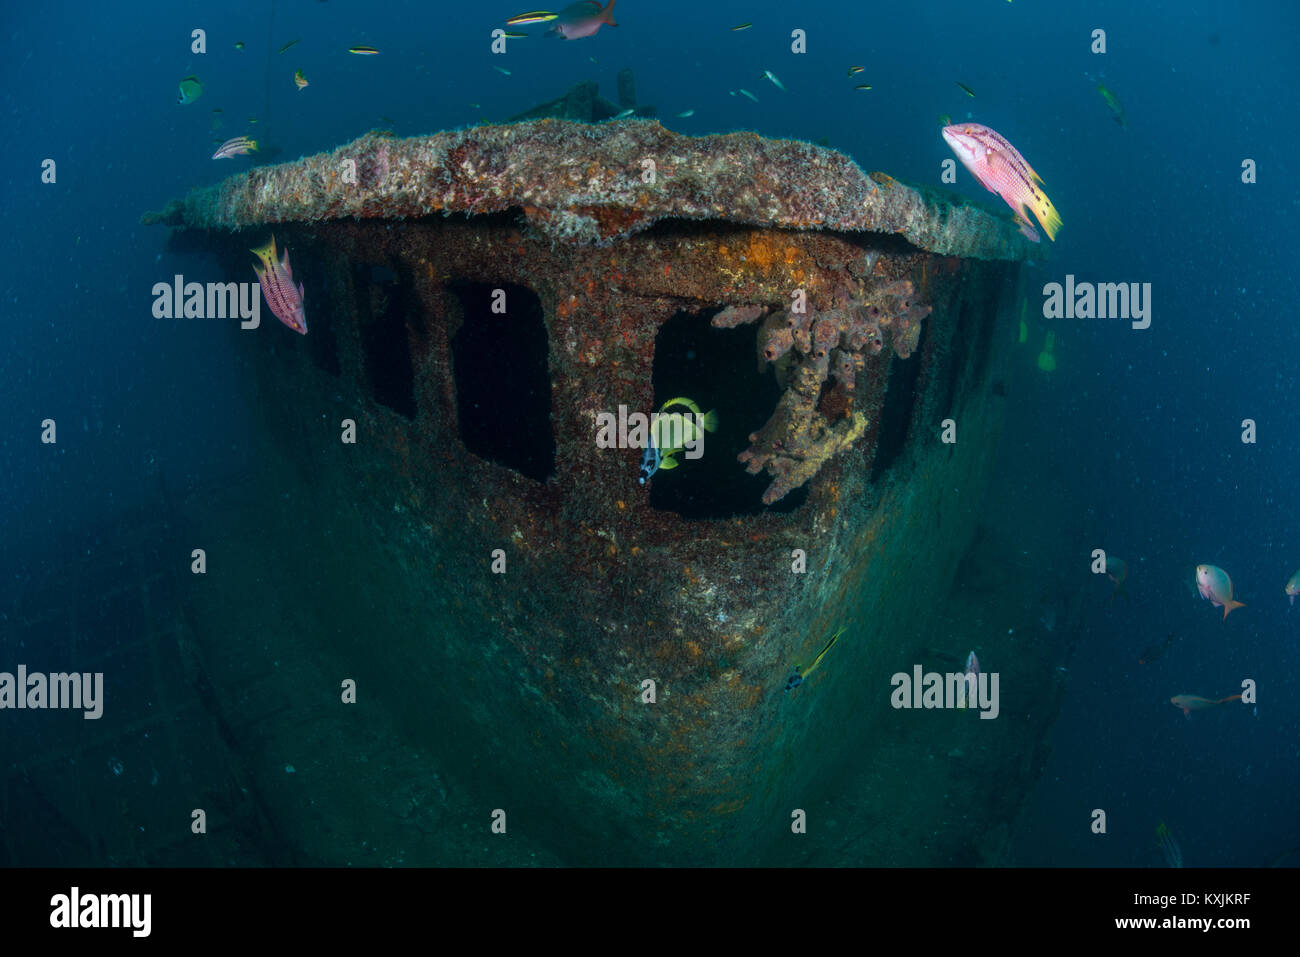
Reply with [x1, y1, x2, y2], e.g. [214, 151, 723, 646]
[211, 136, 258, 160]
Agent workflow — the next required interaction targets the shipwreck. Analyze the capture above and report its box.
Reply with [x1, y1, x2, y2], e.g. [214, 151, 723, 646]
[134, 118, 1057, 865]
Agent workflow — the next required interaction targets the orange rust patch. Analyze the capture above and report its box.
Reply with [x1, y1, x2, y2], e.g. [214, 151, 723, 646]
[710, 797, 750, 815]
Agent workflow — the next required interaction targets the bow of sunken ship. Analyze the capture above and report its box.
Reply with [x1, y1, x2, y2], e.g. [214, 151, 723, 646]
[141, 118, 1063, 865]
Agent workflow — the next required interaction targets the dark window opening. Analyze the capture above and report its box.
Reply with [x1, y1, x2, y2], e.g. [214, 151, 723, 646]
[297, 253, 339, 376]
[940, 296, 975, 418]
[969, 283, 1004, 392]
[449, 281, 555, 483]
[648, 308, 807, 517]
[355, 263, 418, 419]
[870, 316, 930, 481]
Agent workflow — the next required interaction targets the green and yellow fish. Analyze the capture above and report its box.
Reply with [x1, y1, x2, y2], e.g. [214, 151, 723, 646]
[1036, 331, 1057, 372]
[639, 396, 719, 482]
[785, 626, 847, 691]
[177, 75, 203, 105]
[651, 396, 718, 468]
[506, 11, 558, 26]
[1096, 82, 1127, 128]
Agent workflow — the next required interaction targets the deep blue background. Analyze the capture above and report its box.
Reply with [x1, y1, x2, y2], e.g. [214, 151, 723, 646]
[2, 0, 1296, 866]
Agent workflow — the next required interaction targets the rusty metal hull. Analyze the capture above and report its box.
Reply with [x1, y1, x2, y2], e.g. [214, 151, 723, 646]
[148, 122, 1035, 863]
[170, 219, 1018, 863]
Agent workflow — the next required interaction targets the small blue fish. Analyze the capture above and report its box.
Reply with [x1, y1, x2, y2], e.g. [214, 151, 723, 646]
[177, 75, 203, 105]
[639, 441, 661, 484]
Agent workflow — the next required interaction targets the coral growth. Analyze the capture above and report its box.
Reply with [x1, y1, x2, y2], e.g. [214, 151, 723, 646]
[141, 121, 1031, 259]
[715, 267, 932, 504]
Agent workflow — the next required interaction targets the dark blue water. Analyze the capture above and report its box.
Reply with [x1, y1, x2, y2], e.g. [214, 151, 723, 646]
[2, 0, 1296, 867]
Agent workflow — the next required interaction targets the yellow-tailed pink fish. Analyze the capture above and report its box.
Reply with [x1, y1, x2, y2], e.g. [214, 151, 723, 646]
[1195, 564, 1244, 619]
[1286, 568, 1300, 605]
[251, 235, 307, 335]
[941, 123, 1062, 242]
[1106, 556, 1128, 598]
[1170, 693, 1242, 718]
[548, 0, 617, 39]
[212, 136, 258, 160]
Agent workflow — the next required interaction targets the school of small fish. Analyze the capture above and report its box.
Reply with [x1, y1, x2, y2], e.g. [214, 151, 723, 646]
[1089, 555, 1276, 721]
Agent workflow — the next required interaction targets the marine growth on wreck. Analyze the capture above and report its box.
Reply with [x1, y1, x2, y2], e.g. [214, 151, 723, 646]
[139, 113, 1032, 866]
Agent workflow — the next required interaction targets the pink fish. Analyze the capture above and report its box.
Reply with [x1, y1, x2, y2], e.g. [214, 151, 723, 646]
[1015, 218, 1040, 242]
[941, 123, 1062, 242]
[1195, 564, 1244, 619]
[212, 136, 258, 160]
[1170, 693, 1242, 718]
[548, 0, 617, 39]
[956, 650, 979, 709]
[251, 235, 307, 335]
